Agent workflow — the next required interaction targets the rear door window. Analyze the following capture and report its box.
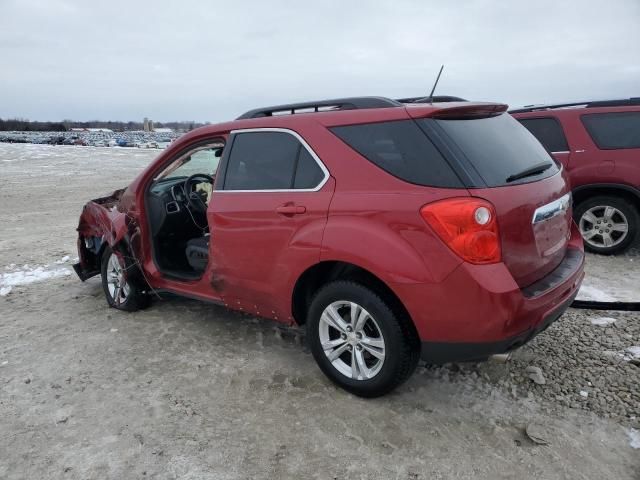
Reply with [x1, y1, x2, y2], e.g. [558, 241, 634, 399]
[330, 120, 463, 187]
[432, 113, 559, 187]
[294, 148, 325, 189]
[581, 112, 640, 149]
[223, 131, 326, 190]
[517, 117, 569, 153]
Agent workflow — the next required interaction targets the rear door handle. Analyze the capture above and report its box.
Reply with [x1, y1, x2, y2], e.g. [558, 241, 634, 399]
[276, 204, 307, 215]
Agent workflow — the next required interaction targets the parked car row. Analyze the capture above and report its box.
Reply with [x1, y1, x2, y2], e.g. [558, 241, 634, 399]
[0, 130, 181, 148]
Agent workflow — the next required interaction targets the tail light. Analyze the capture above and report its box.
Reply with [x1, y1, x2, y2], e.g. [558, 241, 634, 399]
[420, 198, 501, 264]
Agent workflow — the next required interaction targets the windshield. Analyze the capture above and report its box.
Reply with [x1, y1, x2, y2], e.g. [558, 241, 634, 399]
[156, 143, 224, 181]
[432, 113, 559, 187]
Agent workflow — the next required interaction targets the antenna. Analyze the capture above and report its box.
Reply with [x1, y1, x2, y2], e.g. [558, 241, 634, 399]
[427, 65, 444, 104]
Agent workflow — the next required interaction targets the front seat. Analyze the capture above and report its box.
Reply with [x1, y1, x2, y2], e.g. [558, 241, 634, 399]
[185, 235, 209, 272]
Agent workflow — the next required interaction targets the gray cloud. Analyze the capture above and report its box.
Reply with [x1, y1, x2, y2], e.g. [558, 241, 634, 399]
[0, 0, 638, 122]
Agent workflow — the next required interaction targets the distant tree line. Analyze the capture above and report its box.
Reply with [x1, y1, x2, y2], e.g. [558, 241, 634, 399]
[0, 118, 67, 131]
[0, 118, 207, 132]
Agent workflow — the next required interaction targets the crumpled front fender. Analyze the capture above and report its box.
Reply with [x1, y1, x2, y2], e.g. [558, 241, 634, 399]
[74, 188, 133, 280]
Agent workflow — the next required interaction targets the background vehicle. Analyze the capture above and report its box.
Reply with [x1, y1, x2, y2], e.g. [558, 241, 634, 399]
[511, 98, 640, 254]
[74, 96, 584, 397]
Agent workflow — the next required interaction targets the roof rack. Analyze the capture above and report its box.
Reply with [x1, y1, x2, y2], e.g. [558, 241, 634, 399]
[509, 97, 640, 114]
[236, 96, 402, 119]
[397, 95, 467, 103]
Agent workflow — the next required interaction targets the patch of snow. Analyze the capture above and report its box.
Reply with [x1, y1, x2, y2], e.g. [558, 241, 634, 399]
[110, 328, 118, 333]
[579, 390, 588, 398]
[624, 346, 640, 360]
[580, 257, 640, 302]
[576, 284, 616, 302]
[589, 316, 617, 326]
[627, 428, 640, 449]
[0, 264, 71, 294]
[54, 255, 70, 264]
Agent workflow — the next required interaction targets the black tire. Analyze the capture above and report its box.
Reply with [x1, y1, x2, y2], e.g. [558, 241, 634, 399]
[574, 195, 639, 255]
[307, 281, 419, 398]
[100, 246, 150, 311]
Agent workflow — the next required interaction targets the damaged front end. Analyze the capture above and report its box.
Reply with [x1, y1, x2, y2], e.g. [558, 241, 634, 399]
[73, 188, 128, 281]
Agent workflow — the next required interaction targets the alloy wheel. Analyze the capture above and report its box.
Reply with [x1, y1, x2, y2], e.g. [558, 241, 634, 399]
[318, 301, 386, 380]
[579, 205, 629, 249]
[106, 252, 130, 306]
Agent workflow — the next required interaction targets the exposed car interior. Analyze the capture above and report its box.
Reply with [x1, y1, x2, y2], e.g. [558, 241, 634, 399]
[146, 142, 223, 279]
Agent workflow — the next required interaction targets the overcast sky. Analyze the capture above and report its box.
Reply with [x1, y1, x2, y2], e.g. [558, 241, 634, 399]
[1, 0, 638, 122]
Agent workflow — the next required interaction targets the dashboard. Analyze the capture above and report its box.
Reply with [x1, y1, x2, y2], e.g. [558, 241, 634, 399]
[147, 176, 212, 236]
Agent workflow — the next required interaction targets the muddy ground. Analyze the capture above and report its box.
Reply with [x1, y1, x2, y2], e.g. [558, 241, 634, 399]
[0, 143, 638, 479]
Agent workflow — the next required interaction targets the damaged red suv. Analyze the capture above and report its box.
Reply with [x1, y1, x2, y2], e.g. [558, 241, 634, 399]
[74, 97, 584, 397]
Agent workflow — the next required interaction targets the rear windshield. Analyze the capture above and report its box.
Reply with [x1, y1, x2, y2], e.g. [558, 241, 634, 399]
[330, 120, 463, 188]
[581, 112, 640, 150]
[433, 113, 559, 187]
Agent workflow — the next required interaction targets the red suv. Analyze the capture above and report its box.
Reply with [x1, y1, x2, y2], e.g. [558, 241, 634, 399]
[511, 98, 640, 254]
[74, 97, 584, 397]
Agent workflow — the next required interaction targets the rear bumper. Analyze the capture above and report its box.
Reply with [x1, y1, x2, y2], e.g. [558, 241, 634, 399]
[391, 224, 585, 363]
[420, 287, 578, 363]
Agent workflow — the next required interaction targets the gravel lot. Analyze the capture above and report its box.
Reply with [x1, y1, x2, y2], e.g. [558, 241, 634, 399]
[0, 143, 638, 479]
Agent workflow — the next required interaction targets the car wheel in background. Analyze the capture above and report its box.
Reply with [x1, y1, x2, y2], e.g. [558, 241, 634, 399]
[575, 195, 639, 255]
[307, 281, 419, 397]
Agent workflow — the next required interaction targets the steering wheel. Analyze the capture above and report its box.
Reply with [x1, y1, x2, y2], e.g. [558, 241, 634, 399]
[184, 174, 214, 214]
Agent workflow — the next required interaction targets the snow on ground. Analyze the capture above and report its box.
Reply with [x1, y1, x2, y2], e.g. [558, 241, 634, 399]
[625, 346, 640, 360]
[0, 256, 73, 296]
[578, 251, 640, 302]
[627, 428, 640, 449]
[577, 284, 617, 302]
[589, 316, 617, 326]
[0, 143, 638, 478]
[0, 143, 157, 183]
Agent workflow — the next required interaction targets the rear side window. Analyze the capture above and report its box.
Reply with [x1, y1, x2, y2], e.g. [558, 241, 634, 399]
[294, 148, 325, 189]
[581, 112, 640, 149]
[433, 113, 559, 187]
[517, 117, 569, 152]
[223, 131, 325, 190]
[330, 120, 463, 188]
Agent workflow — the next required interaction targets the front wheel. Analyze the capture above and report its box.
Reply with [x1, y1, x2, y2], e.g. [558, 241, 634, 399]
[100, 246, 149, 311]
[575, 196, 639, 255]
[307, 281, 419, 397]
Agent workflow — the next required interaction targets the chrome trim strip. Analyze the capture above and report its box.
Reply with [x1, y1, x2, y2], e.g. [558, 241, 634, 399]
[216, 127, 330, 193]
[532, 192, 572, 224]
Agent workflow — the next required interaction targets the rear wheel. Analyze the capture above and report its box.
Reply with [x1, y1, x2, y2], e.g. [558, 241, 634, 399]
[101, 246, 150, 311]
[307, 281, 419, 397]
[575, 196, 638, 255]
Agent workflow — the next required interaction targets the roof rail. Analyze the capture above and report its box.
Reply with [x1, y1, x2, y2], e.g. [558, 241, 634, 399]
[236, 96, 402, 120]
[509, 97, 640, 114]
[397, 95, 467, 103]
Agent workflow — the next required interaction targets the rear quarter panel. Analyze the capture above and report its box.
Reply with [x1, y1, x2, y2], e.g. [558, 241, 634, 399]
[320, 189, 466, 285]
[300, 117, 467, 285]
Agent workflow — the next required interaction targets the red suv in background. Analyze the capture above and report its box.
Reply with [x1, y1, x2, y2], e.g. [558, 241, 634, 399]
[511, 98, 640, 255]
[74, 97, 584, 397]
